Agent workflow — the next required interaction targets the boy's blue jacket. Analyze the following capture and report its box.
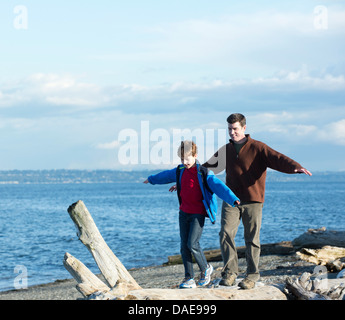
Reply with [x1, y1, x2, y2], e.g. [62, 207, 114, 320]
[148, 163, 240, 224]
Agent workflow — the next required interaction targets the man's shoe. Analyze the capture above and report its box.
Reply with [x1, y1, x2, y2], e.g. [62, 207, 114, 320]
[198, 264, 213, 286]
[179, 278, 196, 289]
[238, 278, 255, 289]
[219, 273, 237, 286]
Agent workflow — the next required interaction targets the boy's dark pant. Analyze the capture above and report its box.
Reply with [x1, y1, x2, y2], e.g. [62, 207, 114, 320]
[179, 210, 208, 279]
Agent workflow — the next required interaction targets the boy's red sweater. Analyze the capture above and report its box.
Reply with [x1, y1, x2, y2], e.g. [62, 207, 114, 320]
[179, 166, 207, 215]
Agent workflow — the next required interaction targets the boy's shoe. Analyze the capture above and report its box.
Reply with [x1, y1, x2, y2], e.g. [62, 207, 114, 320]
[198, 264, 214, 286]
[219, 272, 237, 286]
[179, 278, 196, 289]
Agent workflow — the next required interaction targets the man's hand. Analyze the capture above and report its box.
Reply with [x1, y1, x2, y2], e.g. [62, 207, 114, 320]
[295, 168, 312, 176]
[143, 179, 149, 184]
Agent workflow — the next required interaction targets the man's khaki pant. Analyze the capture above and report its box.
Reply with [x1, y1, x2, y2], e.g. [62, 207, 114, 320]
[220, 201, 263, 282]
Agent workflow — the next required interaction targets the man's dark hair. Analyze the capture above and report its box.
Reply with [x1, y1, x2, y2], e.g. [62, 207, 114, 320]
[227, 113, 246, 127]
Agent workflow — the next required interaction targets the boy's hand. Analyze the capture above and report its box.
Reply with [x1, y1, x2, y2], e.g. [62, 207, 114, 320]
[234, 200, 240, 206]
[143, 179, 149, 184]
[169, 185, 177, 192]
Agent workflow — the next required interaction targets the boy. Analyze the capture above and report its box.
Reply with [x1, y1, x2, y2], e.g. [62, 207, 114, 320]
[144, 141, 240, 288]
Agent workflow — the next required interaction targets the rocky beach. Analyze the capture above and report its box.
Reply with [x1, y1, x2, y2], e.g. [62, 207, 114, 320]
[1, 216, 345, 301]
[1, 199, 344, 302]
[0, 252, 317, 300]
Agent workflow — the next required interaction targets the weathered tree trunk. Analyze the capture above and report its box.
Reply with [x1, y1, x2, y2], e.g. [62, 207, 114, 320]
[296, 246, 345, 272]
[286, 228, 345, 300]
[67, 200, 140, 289]
[113, 285, 286, 300]
[64, 200, 287, 300]
[165, 241, 294, 265]
[285, 274, 331, 300]
[286, 272, 345, 300]
[63, 252, 110, 296]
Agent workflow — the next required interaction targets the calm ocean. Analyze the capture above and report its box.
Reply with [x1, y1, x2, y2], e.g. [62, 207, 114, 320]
[0, 170, 344, 292]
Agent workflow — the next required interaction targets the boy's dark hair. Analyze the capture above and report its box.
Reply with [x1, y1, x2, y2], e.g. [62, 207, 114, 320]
[227, 113, 246, 127]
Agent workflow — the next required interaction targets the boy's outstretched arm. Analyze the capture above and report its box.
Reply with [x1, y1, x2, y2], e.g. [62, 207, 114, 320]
[206, 172, 240, 206]
[144, 168, 177, 185]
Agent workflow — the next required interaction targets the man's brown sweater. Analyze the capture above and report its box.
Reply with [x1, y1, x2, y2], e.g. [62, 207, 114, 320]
[203, 134, 303, 203]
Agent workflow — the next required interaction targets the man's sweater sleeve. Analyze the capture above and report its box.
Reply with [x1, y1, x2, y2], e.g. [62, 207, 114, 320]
[262, 144, 303, 173]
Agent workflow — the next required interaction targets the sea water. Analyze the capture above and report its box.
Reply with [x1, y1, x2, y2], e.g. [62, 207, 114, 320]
[0, 170, 344, 292]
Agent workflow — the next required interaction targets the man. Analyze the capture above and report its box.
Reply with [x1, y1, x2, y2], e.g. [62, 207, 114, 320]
[203, 113, 312, 289]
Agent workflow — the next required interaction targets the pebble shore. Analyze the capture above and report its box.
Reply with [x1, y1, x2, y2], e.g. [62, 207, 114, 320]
[0, 253, 316, 300]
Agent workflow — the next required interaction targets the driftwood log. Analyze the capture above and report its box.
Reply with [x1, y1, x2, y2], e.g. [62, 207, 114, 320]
[297, 246, 345, 272]
[167, 227, 345, 266]
[286, 228, 345, 300]
[286, 272, 345, 300]
[66, 200, 140, 289]
[165, 241, 294, 265]
[63, 200, 287, 300]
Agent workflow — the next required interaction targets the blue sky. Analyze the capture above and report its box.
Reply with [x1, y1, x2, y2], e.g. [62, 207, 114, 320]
[0, 1, 345, 170]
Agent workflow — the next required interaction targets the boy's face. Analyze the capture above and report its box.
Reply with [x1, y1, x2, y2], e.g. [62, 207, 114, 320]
[181, 153, 197, 169]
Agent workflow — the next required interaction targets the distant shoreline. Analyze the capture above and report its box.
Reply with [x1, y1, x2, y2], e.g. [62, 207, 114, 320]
[0, 170, 343, 185]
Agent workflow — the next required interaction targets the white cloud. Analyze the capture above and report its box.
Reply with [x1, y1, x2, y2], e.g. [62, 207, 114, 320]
[248, 110, 345, 147]
[0, 117, 36, 130]
[0, 66, 344, 119]
[0, 74, 159, 109]
[178, 97, 198, 105]
[0, 74, 102, 108]
[167, 67, 345, 96]
[267, 67, 345, 90]
[291, 124, 317, 136]
[96, 140, 121, 150]
[319, 118, 345, 145]
[29, 73, 103, 107]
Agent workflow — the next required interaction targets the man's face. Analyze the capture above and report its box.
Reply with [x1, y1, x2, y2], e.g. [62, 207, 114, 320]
[182, 154, 197, 169]
[228, 121, 246, 143]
